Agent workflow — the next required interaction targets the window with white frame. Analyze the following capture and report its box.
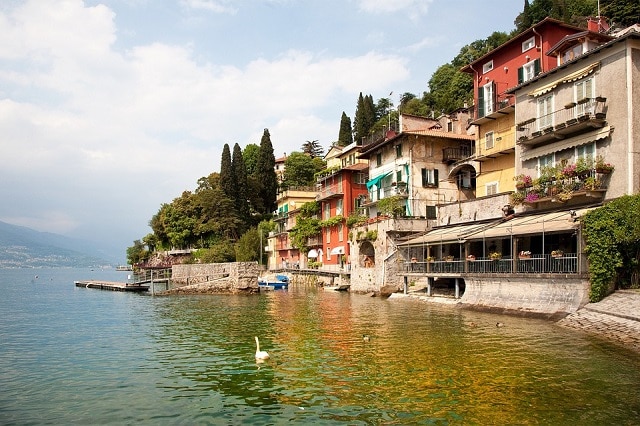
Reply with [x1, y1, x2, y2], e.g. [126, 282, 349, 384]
[562, 45, 582, 64]
[575, 77, 594, 116]
[421, 168, 439, 187]
[537, 95, 553, 129]
[326, 228, 331, 243]
[485, 131, 494, 150]
[324, 202, 330, 220]
[538, 154, 554, 175]
[486, 182, 498, 195]
[522, 37, 535, 52]
[576, 142, 595, 159]
[336, 199, 343, 216]
[338, 224, 343, 242]
[483, 60, 494, 74]
[483, 82, 494, 115]
[354, 172, 367, 185]
[522, 60, 537, 82]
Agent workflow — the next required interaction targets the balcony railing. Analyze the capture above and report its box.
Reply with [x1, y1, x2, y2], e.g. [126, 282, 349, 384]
[514, 169, 610, 206]
[443, 146, 471, 163]
[471, 94, 515, 123]
[516, 97, 607, 146]
[316, 185, 344, 201]
[401, 253, 579, 274]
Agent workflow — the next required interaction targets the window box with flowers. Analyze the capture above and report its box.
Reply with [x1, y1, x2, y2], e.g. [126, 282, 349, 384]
[595, 155, 614, 174]
[489, 252, 502, 261]
[561, 163, 577, 178]
[523, 192, 540, 204]
[551, 250, 564, 258]
[514, 174, 533, 189]
[466, 255, 476, 261]
[426, 256, 435, 263]
[444, 255, 455, 262]
[518, 250, 531, 259]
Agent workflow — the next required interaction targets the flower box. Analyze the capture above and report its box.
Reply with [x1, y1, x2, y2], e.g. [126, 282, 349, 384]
[466, 255, 476, 261]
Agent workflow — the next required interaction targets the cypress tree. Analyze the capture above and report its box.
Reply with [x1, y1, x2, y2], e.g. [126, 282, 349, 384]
[232, 142, 249, 226]
[220, 143, 234, 199]
[255, 129, 277, 214]
[353, 92, 366, 144]
[338, 112, 353, 146]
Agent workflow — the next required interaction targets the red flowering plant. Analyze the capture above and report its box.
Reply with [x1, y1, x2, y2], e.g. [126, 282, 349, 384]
[561, 163, 577, 178]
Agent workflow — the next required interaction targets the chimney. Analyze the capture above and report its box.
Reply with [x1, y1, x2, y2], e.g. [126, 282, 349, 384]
[588, 18, 599, 32]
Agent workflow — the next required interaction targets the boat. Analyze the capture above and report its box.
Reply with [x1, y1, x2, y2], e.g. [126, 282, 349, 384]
[258, 274, 289, 291]
[323, 284, 350, 292]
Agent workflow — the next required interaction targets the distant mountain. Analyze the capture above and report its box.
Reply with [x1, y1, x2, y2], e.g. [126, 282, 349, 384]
[0, 221, 115, 268]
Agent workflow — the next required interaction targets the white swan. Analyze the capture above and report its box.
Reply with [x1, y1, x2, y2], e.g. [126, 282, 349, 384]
[254, 336, 269, 360]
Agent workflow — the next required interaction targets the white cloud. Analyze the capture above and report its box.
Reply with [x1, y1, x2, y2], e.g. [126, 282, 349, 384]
[358, 0, 433, 19]
[0, 0, 411, 250]
[180, 0, 238, 14]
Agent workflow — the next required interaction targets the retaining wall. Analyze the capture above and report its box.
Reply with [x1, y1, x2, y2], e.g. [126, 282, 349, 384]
[166, 262, 260, 294]
[459, 275, 591, 319]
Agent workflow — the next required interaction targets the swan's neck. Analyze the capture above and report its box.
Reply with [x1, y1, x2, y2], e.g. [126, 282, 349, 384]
[255, 336, 260, 352]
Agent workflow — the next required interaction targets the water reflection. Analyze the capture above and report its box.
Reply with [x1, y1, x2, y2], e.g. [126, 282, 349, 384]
[147, 287, 640, 424]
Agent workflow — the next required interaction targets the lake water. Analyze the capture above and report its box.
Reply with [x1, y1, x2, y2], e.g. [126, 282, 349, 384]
[1, 268, 640, 425]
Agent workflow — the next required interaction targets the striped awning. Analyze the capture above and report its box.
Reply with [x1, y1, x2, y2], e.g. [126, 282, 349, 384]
[528, 62, 600, 97]
[520, 126, 610, 161]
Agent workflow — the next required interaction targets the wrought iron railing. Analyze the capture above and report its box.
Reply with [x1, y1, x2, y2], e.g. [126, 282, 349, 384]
[401, 253, 578, 274]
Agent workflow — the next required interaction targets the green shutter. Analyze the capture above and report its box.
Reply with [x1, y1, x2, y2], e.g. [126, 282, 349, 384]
[518, 66, 524, 84]
[426, 205, 437, 219]
[534, 59, 541, 76]
[477, 89, 484, 117]
[421, 168, 427, 187]
[434, 169, 439, 188]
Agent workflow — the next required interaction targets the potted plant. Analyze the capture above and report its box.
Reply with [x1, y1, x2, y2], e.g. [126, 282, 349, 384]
[466, 255, 476, 261]
[595, 155, 614, 174]
[514, 174, 533, 189]
[519, 250, 531, 259]
[426, 256, 435, 263]
[510, 191, 525, 206]
[561, 163, 577, 178]
[575, 157, 593, 177]
[489, 252, 502, 261]
[551, 250, 564, 258]
[523, 192, 540, 203]
[444, 255, 454, 262]
[584, 176, 600, 190]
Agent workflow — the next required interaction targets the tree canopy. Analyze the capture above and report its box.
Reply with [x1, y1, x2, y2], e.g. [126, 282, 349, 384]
[282, 152, 326, 188]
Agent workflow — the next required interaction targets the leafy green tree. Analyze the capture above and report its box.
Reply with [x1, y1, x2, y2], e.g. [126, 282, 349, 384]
[282, 152, 325, 187]
[194, 240, 236, 263]
[289, 201, 321, 254]
[254, 129, 277, 214]
[242, 143, 260, 176]
[126, 239, 149, 265]
[337, 112, 353, 146]
[235, 228, 260, 261]
[602, 0, 640, 28]
[301, 140, 324, 158]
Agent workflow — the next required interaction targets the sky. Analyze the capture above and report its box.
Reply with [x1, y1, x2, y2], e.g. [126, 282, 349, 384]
[0, 0, 524, 261]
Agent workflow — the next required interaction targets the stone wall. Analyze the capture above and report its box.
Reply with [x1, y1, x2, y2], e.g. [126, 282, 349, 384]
[167, 262, 260, 294]
[460, 275, 591, 319]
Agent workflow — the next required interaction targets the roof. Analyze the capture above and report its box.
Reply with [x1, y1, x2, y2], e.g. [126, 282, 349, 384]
[546, 30, 614, 56]
[358, 129, 475, 157]
[342, 162, 368, 171]
[460, 17, 585, 73]
[506, 27, 640, 94]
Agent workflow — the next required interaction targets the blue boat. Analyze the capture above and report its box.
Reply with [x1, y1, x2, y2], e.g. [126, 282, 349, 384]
[258, 274, 289, 291]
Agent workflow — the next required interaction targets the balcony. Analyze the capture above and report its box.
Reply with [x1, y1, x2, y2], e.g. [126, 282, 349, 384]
[316, 184, 344, 201]
[516, 97, 607, 147]
[364, 183, 408, 205]
[443, 146, 471, 163]
[402, 253, 578, 274]
[470, 95, 515, 125]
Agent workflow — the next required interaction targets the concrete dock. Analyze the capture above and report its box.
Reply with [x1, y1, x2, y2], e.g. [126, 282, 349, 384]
[75, 280, 149, 292]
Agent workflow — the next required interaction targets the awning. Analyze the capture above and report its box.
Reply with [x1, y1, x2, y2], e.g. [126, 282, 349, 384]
[398, 222, 492, 247]
[307, 249, 318, 258]
[521, 126, 610, 161]
[330, 246, 345, 255]
[366, 172, 391, 190]
[464, 208, 593, 240]
[528, 62, 600, 97]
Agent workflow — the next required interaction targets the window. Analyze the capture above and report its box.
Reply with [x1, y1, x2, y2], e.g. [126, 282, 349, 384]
[421, 168, 439, 187]
[396, 170, 402, 183]
[458, 170, 473, 189]
[425, 205, 437, 219]
[486, 182, 498, 195]
[447, 121, 453, 132]
[326, 228, 331, 243]
[395, 144, 402, 158]
[376, 152, 382, 166]
[485, 131, 494, 150]
[324, 202, 330, 220]
[575, 77, 594, 116]
[483, 60, 494, 74]
[482, 82, 494, 116]
[354, 172, 367, 185]
[518, 59, 541, 84]
[336, 199, 343, 216]
[538, 154, 554, 175]
[576, 143, 595, 159]
[562, 45, 582, 64]
[537, 95, 553, 129]
[338, 224, 343, 242]
[522, 37, 535, 52]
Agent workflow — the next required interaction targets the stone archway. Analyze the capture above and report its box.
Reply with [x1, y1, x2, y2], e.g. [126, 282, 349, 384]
[359, 240, 375, 268]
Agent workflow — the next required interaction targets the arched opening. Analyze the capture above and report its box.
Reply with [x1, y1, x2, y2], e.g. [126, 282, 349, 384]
[359, 241, 375, 268]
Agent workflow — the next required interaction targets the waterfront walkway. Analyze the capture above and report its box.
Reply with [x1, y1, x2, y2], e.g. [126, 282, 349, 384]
[558, 289, 640, 353]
